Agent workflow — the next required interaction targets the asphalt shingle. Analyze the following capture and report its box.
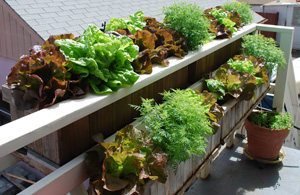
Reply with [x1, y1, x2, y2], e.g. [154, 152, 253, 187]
[4, 0, 265, 40]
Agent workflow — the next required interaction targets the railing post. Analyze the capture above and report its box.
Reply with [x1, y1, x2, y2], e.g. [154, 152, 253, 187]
[256, 24, 294, 112]
[274, 30, 294, 112]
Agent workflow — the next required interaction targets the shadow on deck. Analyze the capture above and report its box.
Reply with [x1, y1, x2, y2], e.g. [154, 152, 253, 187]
[185, 135, 300, 195]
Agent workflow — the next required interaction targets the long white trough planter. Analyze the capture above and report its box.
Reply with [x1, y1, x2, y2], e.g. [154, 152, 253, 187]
[18, 77, 270, 195]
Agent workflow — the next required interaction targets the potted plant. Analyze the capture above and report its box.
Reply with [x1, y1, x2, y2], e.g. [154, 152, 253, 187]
[244, 110, 293, 160]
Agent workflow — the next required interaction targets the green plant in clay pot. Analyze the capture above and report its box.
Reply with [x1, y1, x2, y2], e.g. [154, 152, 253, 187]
[244, 110, 293, 160]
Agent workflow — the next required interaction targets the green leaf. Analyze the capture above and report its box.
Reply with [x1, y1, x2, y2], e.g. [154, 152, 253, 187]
[227, 58, 254, 74]
[204, 7, 239, 39]
[163, 2, 210, 50]
[214, 63, 258, 101]
[55, 24, 140, 95]
[222, 1, 254, 24]
[241, 34, 286, 71]
[105, 11, 146, 34]
[132, 89, 214, 169]
[130, 19, 188, 74]
[92, 125, 168, 192]
[205, 79, 226, 100]
[248, 111, 293, 130]
[7, 34, 87, 110]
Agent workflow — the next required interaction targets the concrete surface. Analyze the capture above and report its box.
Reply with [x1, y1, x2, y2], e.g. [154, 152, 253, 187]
[185, 135, 300, 195]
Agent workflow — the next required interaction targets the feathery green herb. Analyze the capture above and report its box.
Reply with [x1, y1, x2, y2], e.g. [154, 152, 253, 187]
[222, 1, 253, 24]
[241, 34, 286, 72]
[131, 89, 213, 170]
[163, 2, 211, 50]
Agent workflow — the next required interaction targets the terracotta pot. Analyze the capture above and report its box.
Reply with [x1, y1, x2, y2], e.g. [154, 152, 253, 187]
[244, 115, 290, 160]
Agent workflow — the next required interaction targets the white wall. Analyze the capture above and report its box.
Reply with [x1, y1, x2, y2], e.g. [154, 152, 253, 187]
[252, 5, 263, 13]
[262, 5, 300, 50]
[0, 57, 17, 90]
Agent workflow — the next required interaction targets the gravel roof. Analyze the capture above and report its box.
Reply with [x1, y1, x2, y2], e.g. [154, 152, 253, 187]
[4, 0, 265, 40]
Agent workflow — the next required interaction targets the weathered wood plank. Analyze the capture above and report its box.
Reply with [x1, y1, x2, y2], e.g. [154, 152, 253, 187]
[0, 154, 19, 172]
[12, 150, 58, 175]
[0, 4, 7, 57]
[150, 181, 158, 195]
[211, 121, 222, 151]
[2, 5, 13, 59]
[9, 15, 18, 58]
[156, 182, 166, 195]
[17, 82, 271, 195]
[1, 171, 26, 190]
[191, 155, 202, 175]
[226, 131, 235, 148]
[200, 160, 211, 179]
[168, 168, 177, 195]
[59, 116, 90, 165]
[17, 24, 25, 59]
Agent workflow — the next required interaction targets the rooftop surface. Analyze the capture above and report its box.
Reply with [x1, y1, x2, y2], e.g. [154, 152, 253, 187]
[240, 0, 274, 5]
[186, 135, 300, 195]
[4, 0, 265, 40]
[264, 0, 300, 5]
[241, 0, 300, 5]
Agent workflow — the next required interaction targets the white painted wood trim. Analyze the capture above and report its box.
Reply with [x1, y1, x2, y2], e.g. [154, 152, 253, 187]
[17, 79, 243, 194]
[256, 24, 294, 112]
[284, 56, 300, 148]
[0, 24, 294, 194]
[0, 154, 19, 172]
[0, 24, 257, 159]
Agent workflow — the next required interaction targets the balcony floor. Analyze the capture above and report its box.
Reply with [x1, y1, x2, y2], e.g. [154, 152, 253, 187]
[185, 135, 300, 195]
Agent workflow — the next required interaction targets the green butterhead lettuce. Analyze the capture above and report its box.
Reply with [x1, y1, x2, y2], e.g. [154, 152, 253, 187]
[55, 24, 139, 94]
[105, 11, 146, 34]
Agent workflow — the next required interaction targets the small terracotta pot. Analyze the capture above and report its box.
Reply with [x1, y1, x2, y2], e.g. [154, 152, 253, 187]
[244, 115, 290, 160]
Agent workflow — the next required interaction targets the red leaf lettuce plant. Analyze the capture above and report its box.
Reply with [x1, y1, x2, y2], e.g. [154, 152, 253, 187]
[105, 14, 188, 74]
[130, 17, 188, 73]
[204, 7, 243, 39]
[206, 55, 268, 101]
[7, 34, 87, 110]
[85, 125, 168, 194]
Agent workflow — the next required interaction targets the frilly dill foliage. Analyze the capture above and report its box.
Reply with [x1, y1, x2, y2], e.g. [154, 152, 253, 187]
[131, 89, 213, 170]
[222, 1, 254, 24]
[241, 34, 286, 72]
[163, 2, 211, 51]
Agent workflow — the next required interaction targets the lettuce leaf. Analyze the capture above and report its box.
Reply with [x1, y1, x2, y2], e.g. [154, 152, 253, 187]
[227, 58, 254, 74]
[204, 7, 241, 39]
[55, 24, 140, 95]
[105, 11, 146, 34]
[205, 55, 268, 101]
[231, 55, 269, 85]
[196, 90, 224, 133]
[214, 64, 258, 101]
[7, 34, 87, 110]
[86, 125, 168, 193]
[130, 17, 188, 74]
[205, 79, 226, 100]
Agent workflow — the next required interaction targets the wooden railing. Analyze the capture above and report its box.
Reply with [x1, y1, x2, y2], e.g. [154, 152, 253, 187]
[0, 24, 295, 195]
